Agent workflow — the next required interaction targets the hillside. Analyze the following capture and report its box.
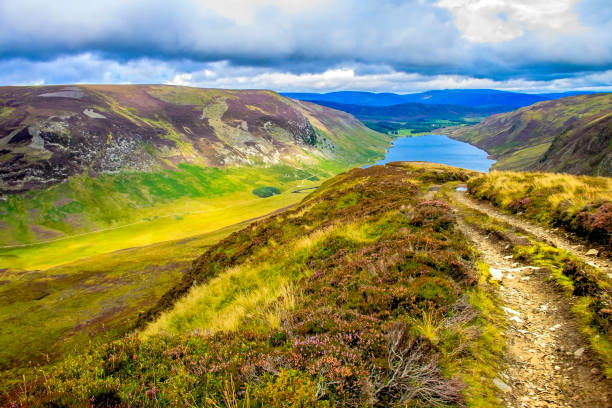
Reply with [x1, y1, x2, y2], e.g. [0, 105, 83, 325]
[445, 93, 612, 176]
[0, 85, 390, 246]
[282, 90, 595, 109]
[0, 85, 387, 193]
[0, 85, 390, 393]
[7, 162, 611, 406]
[6, 163, 503, 406]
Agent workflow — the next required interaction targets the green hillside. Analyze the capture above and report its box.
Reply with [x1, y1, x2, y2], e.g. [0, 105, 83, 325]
[0, 85, 390, 248]
[444, 93, 612, 176]
[8, 163, 510, 407]
[0, 86, 390, 395]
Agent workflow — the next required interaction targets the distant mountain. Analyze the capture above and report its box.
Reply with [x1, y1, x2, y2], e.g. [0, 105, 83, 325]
[301, 100, 510, 135]
[445, 93, 612, 176]
[307, 100, 509, 121]
[282, 91, 407, 107]
[401, 89, 547, 109]
[283, 89, 599, 109]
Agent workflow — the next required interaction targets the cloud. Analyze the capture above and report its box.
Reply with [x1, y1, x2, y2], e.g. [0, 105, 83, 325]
[3, 54, 610, 93]
[436, 0, 582, 43]
[0, 0, 611, 90]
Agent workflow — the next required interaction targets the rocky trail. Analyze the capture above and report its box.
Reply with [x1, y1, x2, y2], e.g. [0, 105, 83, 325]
[440, 187, 612, 407]
[452, 189, 611, 277]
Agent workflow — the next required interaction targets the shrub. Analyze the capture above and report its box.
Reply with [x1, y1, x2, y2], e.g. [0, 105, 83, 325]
[252, 186, 281, 198]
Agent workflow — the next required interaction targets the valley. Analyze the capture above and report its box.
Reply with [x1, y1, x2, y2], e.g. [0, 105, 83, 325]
[0, 85, 391, 394]
[5, 162, 610, 407]
[284, 90, 597, 137]
[2, 1, 612, 406]
[1, 86, 611, 407]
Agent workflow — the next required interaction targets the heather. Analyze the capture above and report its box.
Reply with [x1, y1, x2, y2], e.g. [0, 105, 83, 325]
[10, 164, 503, 407]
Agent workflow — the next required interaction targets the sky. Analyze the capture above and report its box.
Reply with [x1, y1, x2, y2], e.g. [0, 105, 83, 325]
[0, 0, 611, 93]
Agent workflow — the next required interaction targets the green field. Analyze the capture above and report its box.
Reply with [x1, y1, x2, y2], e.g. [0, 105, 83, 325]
[362, 117, 483, 136]
[0, 179, 317, 271]
[0, 221, 250, 390]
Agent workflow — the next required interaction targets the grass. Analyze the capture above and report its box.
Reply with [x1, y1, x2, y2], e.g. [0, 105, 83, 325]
[364, 117, 482, 136]
[0, 221, 248, 393]
[142, 220, 371, 338]
[0, 183, 314, 271]
[468, 171, 612, 247]
[7, 163, 505, 407]
[439, 262, 505, 408]
[0, 163, 328, 246]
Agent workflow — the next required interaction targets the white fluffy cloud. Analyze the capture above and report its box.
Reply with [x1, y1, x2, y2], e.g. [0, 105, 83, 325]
[2, 53, 611, 93]
[165, 63, 612, 92]
[436, 0, 582, 43]
[0, 0, 611, 90]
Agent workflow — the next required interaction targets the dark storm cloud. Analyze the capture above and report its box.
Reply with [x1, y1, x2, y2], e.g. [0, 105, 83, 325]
[0, 0, 611, 90]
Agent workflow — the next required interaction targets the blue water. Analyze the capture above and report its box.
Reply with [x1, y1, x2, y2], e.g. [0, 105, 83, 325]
[369, 134, 495, 172]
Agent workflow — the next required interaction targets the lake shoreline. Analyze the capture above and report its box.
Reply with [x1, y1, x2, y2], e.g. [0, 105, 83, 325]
[368, 133, 495, 172]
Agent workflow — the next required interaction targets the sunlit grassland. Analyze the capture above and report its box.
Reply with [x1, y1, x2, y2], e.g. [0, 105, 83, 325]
[142, 222, 372, 338]
[0, 221, 247, 391]
[491, 142, 551, 171]
[470, 171, 612, 214]
[468, 171, 612, 246]
[0, 179, 317, 271]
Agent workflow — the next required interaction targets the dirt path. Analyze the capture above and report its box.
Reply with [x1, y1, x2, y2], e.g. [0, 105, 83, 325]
[446, 189, 612, 407]
[452, 189, 611, 277]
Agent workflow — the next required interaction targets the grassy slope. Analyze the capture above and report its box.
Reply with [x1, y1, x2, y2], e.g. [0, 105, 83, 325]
[0, 221, 248, 392]
[0, 87, 391, 395]
[444, 93, 612, 176]
[12, 163, 507, 407]
[0, 168, 320, 270]
[468, 171, 612, 248]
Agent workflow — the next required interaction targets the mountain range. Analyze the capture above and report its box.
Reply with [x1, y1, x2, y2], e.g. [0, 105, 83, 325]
[282, 89, 595, 109]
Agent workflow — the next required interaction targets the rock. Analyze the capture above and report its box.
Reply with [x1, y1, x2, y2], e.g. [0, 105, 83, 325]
[549, 324, 562, 331]
[591, 368, 599, 375]
[489, 267, 503, 281]
[493, 377, 512, 393]
[83, 108, 107, 119]
[509, 315, 522, 323]
[574, 347, 585, 357]
[503, 307, 520, 316]
[585, 249, 599, 256]
[504, 255, 514, 259]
